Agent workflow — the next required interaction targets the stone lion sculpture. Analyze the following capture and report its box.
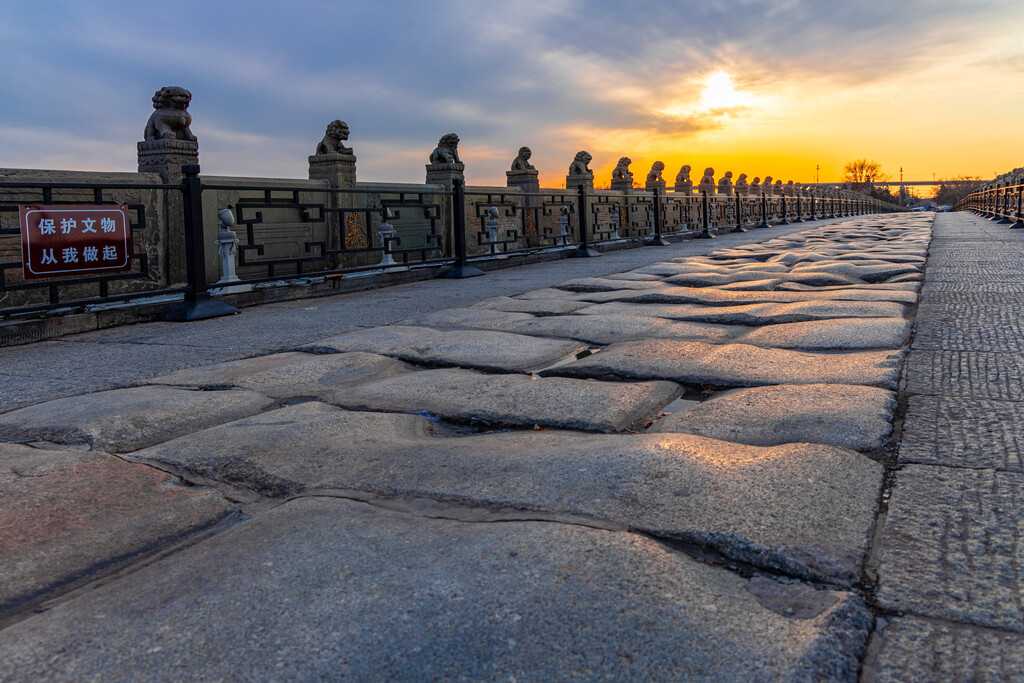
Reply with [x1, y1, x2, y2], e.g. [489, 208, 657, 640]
[719, 171, 733, 187]
[612, 157, 633, 180]
[511, 146, 535, 171]
[761, 175, 773, 191]
[647, 161, 665, 182]
[698, 168, 716, 188]
[316, 120, 353, 155]
[676, 165, 692, 184]
[735, 173, 748, 194]
[568, 151, 593, 176]
[774, 179, 785, 195]
[429, 133, 462, 164]
[144, 86, 196, 142]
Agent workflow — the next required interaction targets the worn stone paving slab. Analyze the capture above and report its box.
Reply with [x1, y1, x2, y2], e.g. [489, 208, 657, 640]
[649, 384, 896, 452]
[0, 374, 125, 415]
[576, 300, 907, 326]
[735, 317, 911, 350]
[554, 277, 669, 292]
[788, 262, 920, 282]
[398, 307, 536, 330]
[470, 296, 593, 315]
[875, 465, 1024, 633]
[717, 278, 785, 290]
[867, 617, 1024, 683]
[144, 351, 412, 396]
[899, 395, 1024, 472]
[0, 497, 873, 681]
[329, 368, 681, 432]
[0, 385, 278, 452]
[777, 282, 920, 292]
[298, 325, 586, 373]
[0, 443, 234, 616]
[617, 285, 918, 306]
[396, 310, 741, 346]
[132, 403, 884, 583]
[664, 270, 862, 288]
[904, 351, 1024, 401]
[507, 315, 738, 346]
[546, 340, 902, 389]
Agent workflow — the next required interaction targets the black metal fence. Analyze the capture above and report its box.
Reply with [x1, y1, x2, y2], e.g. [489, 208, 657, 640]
[0, 166, 896, 321]
[956, 183, 1024, 228]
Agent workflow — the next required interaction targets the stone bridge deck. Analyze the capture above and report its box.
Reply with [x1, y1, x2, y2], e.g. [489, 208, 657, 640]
[1, 212, 1021, 680]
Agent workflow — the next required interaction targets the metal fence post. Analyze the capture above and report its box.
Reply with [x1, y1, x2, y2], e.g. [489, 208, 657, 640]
[164, 164, 239, 321]
[573, 184, 600, 257]
[647, 187, 671, 245]
[440, 178, 484, 278]
[695, 190, 715, 238]
[730, 193, 746, 233]
[1011, 186, 1024, 229]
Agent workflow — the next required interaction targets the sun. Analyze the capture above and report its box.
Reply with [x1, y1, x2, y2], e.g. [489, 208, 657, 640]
[699, 71, 748, 111]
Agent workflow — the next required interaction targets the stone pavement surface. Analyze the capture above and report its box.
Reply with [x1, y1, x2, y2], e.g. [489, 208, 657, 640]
[0, 212, 1019, 680]
[863, 212, 1024, 680]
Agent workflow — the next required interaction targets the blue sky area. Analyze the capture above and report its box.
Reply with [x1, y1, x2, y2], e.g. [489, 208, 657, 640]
[3, 0, 1024, 185]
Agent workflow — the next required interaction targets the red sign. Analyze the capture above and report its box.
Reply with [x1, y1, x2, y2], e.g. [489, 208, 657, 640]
[20, 205, 132, 280]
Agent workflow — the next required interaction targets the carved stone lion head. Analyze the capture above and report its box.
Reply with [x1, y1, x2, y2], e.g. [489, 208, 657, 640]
[152, 86, 191, 111]
[429, 133, 462, 164]
[569, 151, 593, 175]
[327, 120, 350, 141]
[316, 119, 353, 155]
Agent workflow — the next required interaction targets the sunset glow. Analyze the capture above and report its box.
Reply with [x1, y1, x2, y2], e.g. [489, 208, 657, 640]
[3, 1, 1024, 191]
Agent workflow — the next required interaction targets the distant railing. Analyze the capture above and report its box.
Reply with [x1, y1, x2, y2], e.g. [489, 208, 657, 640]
[956, 183, 1024, 228]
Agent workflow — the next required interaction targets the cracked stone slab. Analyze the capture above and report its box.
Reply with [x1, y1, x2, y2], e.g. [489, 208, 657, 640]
[664, 270, 862, 288]
[507, 314, 739, 346]
[904, 351, 1024, 401]
[297, 325, 586, 373]
[617, 285, 918, 306]
[735, 317, 912, 350]
[789, 261, 920, 282]
[393, 311, 741, 346]
[899, 395, 1024, 471]
[876, 465, 1024, 633]
[144, 351, 412, 395]
[132, 403, 884, 584]
[0, 443, 234, 617]
[546, 340, 902, 389]
[777, 281, 920, 292]
[329, 368, 681, 432]
[0, 385, 278, 452]
[866, 617, 1024, 683]
[576, 300, 908, 325]
[0, 497, 873, 681]
[649, 384, 897, 451]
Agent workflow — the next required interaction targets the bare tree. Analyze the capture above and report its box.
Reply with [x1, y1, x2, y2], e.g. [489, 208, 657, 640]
[843, 159, 891, 185]
[934, 175, 983, 206]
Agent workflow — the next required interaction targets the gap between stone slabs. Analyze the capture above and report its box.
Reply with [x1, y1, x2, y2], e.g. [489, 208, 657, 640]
[127, 402, 885, 585]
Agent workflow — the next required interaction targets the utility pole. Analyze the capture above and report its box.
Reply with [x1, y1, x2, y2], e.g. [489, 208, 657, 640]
[816, 164, 819, 184]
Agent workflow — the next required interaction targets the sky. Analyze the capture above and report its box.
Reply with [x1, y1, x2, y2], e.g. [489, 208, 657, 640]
[3, 0, 1024, 189]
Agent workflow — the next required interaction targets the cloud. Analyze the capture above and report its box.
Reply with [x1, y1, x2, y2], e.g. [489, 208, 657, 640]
[2, 0, 1024, 186]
